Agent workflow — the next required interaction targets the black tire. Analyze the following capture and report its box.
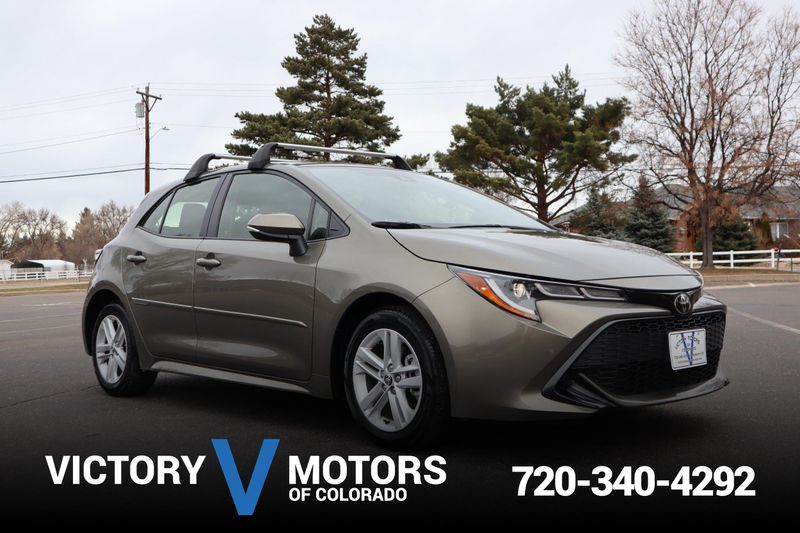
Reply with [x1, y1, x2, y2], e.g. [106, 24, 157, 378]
[91, 303, 156, 396]
[343, 306, 450, 449]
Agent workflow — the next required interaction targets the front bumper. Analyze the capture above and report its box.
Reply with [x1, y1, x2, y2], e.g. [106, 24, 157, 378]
[414, 277, 728, 421]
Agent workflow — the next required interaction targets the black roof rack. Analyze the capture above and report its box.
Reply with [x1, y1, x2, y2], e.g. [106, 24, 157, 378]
[184, 153, 250, 181]
[247, 142, 412, 171]
[184, 143, 412, 182]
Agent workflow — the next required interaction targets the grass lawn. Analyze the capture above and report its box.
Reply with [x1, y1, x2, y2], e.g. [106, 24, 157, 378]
[693, 267, 785, 275]
[0, 283, 88, 296]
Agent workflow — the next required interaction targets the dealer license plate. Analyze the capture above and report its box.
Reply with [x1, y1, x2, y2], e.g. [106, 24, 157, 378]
[668, 328, 707, 370]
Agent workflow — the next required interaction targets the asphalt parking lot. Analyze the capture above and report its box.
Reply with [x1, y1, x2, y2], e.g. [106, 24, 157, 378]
[1, 286, 798, 521]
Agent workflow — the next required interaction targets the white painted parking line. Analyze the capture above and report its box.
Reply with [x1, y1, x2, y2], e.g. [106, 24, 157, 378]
[0, 313, 75, 324]
[23, 302, 82, 307]
[0, 323, 77, 337]
[708, 282, 800, 290]
[728, 307, 800, 336]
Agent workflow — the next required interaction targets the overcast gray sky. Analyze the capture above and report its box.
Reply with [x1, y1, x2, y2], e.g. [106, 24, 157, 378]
[0, 0, 791, 226]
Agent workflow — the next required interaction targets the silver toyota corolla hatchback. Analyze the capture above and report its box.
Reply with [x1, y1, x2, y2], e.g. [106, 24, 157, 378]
[82, 142, 728, 447]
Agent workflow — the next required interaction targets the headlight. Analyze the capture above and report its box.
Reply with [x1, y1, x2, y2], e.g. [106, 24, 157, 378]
[694, 271, 705, 294]
[449, 266, 626, 322]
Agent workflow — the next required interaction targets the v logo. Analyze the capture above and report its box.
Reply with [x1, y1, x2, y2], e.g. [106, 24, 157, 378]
[212, 438, 279, 516]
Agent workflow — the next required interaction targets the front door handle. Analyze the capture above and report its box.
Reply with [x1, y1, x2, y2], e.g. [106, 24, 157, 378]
[196, 256, 221, 268]
[126, 253, 147, 264]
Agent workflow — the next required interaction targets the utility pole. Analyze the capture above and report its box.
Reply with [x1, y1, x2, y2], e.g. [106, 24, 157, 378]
[135, 84, 162, 195]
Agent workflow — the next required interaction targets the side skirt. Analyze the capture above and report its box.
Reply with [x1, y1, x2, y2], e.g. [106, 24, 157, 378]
[149, 360, 313, 395]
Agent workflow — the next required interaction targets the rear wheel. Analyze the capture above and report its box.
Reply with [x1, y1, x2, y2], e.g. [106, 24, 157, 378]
[344, 306, 449, 449]
[92, 303, 156, 396]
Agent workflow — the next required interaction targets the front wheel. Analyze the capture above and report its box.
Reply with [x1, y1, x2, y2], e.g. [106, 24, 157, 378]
[344, 307, 450, 449]
[92, 303, 156, 396]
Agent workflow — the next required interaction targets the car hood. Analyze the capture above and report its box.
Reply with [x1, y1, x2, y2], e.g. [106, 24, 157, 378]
[388, 228, 699, 289]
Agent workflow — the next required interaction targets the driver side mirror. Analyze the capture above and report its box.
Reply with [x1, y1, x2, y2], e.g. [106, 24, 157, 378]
[247, 213, 308, 257]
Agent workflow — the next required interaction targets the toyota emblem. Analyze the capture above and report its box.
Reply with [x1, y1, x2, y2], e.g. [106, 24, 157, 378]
[674, 292, 692, 315]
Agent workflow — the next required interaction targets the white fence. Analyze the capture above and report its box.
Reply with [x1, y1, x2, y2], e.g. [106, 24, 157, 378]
[0, 249, 797, 281]
[0, 269, 93, 282]
[666, 248, 800, 269]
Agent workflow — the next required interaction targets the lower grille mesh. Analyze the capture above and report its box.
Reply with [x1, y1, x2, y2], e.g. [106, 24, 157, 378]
[560, 312, 725, 397]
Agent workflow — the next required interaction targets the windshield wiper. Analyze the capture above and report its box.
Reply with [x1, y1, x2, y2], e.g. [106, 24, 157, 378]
[446, 224, 537, 230]
[372, 221, 429, 229]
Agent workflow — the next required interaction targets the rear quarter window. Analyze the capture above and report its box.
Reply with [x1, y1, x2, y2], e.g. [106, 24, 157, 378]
[139, 192, 172, 233]
[160, 178, 220, 237]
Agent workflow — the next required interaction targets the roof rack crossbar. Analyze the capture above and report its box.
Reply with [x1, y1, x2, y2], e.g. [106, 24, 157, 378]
[247, 142, 412, 171]
[184, 153, 250, 181]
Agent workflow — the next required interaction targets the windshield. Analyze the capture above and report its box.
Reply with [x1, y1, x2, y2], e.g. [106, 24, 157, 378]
[307, 166, 551, 230]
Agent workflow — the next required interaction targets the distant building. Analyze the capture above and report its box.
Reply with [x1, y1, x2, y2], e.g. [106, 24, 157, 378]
[11, 259, 76, 271]
[653, 186, 800, 251]
[555, 185, 800, 252]
[738, 187, 800, 249]
[0, 260, 12, 281]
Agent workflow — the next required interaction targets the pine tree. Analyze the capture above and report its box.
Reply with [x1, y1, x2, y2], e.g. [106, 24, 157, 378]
[226, 14, 400, 156]
[704, 216, 758, 251]
[434, 66, 634, 221]
[404, 153, 430, 171]
[624, 177, 674, 252]
[583, 187, 623, 239]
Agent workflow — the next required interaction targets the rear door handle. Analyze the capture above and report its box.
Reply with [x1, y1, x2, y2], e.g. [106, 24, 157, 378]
[126, 253, 147, 264]
[196, 256, 221, 268]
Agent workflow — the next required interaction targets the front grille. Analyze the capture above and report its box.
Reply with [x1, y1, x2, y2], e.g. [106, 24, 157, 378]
[558, 312, 725, 398]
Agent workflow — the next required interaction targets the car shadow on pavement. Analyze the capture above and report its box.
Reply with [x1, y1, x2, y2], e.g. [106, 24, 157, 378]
[446, 408, 716, 460]
[132, 373, 720, 458]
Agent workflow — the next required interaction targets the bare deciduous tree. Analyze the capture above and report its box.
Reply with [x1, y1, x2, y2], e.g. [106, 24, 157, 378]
[61, 202, 134, 266]
[617, 0, 800, 266]
[0, 202, 26, 258]
[94, 201, 134, 244]
[2, 201, 133, 265]
[15, 207, 67, 260]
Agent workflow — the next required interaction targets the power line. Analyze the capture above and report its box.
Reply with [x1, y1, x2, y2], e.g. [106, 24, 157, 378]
[0, 99, 130, 121]
[153, 122, 235, 129]
[0, 87, 132, 112]
[0, 129, 138, 156]
[0, 166, 189, 185]
[0, 162, 191, 179]
[1, 74, 617, 113]
[155, 79, 624, 100]
[376, 73, 624, 85]
[151, 71, 626, 88]
[159, 92, 274, 99]
[0, 126, 138, 148]
[157, 81, 622, 98]
[0, 163, 147, 179]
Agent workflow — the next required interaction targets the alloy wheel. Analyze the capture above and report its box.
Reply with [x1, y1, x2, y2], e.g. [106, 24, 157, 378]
[352, 328, 422, 432]
[95, 315, 127, 385]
